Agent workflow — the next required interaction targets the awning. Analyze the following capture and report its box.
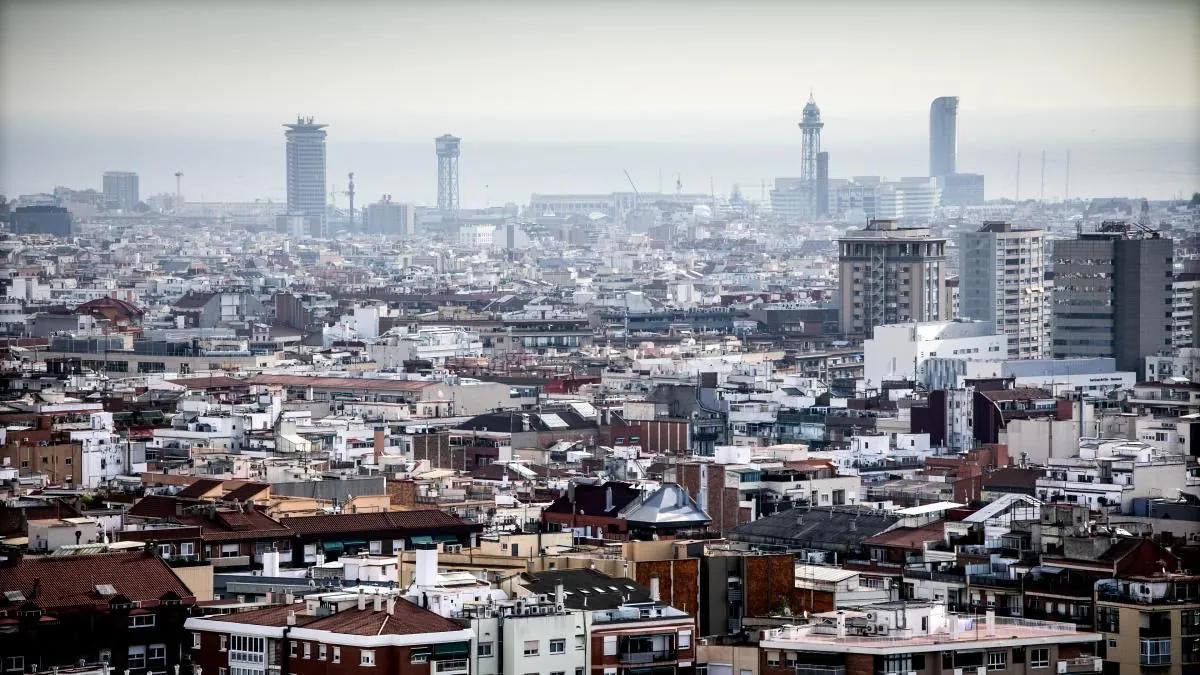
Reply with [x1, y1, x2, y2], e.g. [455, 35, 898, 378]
[321, 541, 344, 554]
[342, 540, 368, 548]
[433, 535, 459, 543]
[433, 642, 469, 656]
[410, 536, 433, 544]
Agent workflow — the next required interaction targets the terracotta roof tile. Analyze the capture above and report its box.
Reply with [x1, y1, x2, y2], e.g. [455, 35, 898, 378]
[0, 551, 194, 612]
[281, 510, 475, 537]
[204, 599, 465, 636]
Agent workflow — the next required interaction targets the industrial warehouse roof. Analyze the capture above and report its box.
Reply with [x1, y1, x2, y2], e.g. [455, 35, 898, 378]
[729, 506, 900, 551]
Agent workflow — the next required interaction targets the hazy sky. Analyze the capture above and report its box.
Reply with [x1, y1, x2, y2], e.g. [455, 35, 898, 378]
[1, 0, 1198, 202]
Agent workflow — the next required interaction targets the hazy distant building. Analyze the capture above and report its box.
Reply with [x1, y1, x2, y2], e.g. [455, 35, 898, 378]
[874, 177, 940, 223]
[816, 151, 830, 217]
[102, 171, 139, 211]
[10, 205, 73, 237]
[284, 116, 328, 237]
[1051, 223, 1174, 371]
[959, 222, 1049, 359]
[838, 219, 948, 336]
[929, 96, 958, 178]
[436, 134, 460, 217]
[938, 172, 985, 206]
[365, 196, 415, 236]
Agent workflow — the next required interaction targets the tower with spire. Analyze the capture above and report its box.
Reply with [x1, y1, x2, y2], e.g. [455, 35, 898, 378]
[799, 92, 824, 218]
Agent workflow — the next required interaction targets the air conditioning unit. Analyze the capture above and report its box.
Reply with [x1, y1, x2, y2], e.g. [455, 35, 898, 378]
[866, 612, 876, 620]
[976, 667, 988, 675]
[864, 625, 876, 635]
[444, 544, 463, 554]
[954, 669, 964, 675]
[877, 624, 887, 633]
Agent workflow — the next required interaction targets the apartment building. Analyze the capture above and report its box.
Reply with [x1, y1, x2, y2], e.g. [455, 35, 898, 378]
[837, 219, 949, 337]
[757, 603, 1101, 675]
[958, 222, 1049, 359]
[186, 590, 473, 675]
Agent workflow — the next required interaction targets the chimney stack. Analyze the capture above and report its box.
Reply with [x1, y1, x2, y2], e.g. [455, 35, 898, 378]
[374, 595, 383, 612]
[649, 576, 661, 602]
[414, 543, 438, 587]
[358, 589, 366, 611]
[386, 597, 397, 615]
[555, 582, 565, 608]
[286, 610, 296, 626]
[985, 609, 996, 636]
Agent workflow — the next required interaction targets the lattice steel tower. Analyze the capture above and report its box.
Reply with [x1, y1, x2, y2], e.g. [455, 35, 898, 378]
[435, 134, 460, 216]
[799, 93, 823, 183]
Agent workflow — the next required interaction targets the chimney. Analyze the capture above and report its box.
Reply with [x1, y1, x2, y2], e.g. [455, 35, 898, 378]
[414, 543, 438, 588]
[286, 610, 296, 626]
[374, 595, 383, 612]
[357, 589, 366, 611]
[985, 609, 996, 636]
[649, 576, 661, 602]
[835, 611, 846, 638]
[262, 549, 280, 578]
[555, 582, 565, 608]
[605, 486, 614, 512]
[386, 597, 397, 615]
[285, 591, 295, 605]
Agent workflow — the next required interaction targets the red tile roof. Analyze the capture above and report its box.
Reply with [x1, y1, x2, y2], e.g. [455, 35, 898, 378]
[862, 521, 945, 550]
[203, 599, 465, 636]
[280, 510, 474, 537]
[126, 496, 291, 543]
[224, 482, 270, 502]
[0, 551, 194, 612]
[176, 478, 225, 499]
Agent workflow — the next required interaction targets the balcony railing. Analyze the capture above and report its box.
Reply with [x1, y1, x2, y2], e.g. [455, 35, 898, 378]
[1057, 657, 1102, 673]
[434, 659, 468, 674]
[619, 650, 676, 664]
[796, 666, 846, 675]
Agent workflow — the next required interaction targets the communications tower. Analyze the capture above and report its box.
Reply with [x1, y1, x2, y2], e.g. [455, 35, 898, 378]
[799, 93, 823, 183]
[435, 134, 460, 217]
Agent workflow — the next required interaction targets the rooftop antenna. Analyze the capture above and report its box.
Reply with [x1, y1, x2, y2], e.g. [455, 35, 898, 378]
[1040, 150, 1046, 202]
[1064, 149, 1071, 202]
[1015, 151, 1021, 201]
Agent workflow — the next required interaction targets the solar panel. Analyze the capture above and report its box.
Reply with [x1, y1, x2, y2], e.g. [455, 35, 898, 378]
[3, 591, 24, 602]
[95, 584, 117, 597]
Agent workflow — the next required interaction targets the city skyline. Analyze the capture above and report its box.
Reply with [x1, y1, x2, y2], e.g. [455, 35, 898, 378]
[1, 0, 1197, 204]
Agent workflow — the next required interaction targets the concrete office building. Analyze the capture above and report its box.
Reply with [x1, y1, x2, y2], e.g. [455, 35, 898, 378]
[102, 171, 139, 211]
[838, 219, 948, 336]
[284, 116, 328, 237]
[865, 319, 1007, 388]
[365, 196, 415, 236]
[9, 205, 73, 237]
[1051, 223, 1174, 372]
[1173, 267, 1200, 349]
[929, 96, 958, 178]
[939, 172, 985, 206]
[959, 222, 1049, 359]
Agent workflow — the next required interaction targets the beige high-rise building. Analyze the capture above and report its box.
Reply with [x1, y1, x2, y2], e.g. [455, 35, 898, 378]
[838, 219, 948, 337]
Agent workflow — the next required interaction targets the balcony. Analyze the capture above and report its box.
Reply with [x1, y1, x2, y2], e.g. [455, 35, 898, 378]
[796, 667, 845, 675]
[211, 555, 251, 569]
[619, 650, 676, 665]
[1056, 657, 1102, 673]
[434, 659, 468, 675]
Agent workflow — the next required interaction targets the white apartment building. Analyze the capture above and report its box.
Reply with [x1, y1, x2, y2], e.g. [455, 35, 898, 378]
[864, 320, 1007, 389]
[368, 326, 484, 367]
[1035, 440, 1187, 513]
[1145, 347, 1200, 382]
[1174, 272, 1198, 349]
[958, 222, 1049, 359]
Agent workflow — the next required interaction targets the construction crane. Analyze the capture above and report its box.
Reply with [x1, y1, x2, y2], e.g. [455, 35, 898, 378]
[343, 172, 356, 229]
[623, 169, 639, 210]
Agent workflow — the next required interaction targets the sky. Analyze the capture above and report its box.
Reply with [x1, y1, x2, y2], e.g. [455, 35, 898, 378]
[1, 0, 1198, 204]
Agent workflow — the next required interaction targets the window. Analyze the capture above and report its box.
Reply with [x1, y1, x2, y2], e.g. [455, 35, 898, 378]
[333, 647, 341, 663]
[4, 657, 23, 673]
[549, 639, 565, 654]
[319, 645, 326, 660]
[99, 650, 111, 664]
[129, 614, 156, 628]
[360, 650, 375, 667]
[193, 634, 202, 649]
[883, 654, 912, 673]
[551, 672, 565, 675]
[369, 540, 382, 554]
[220, 635, 228, 651]
[1142, 638, 1171, 666]
[181, 542, 195, 556]
[410, 651, 428, 664]
[158, 544, 172, 557]
[289, 641, 298, 658]
[478, 642, 494, 658]
[987, 650, 1008, 671]
[1030, 648, 1048, 668]
[524, 640, 540, 656]
[127, 646, 146, 670]
[576, 669, 584, 675]
[766, 651, 780, 667]
[220, 670, 227, 675]
[576, 635, 585, 650]
[149, 644, 166, 667]
[603, 636, 617, 656]
[303, 643, 311, 659]
[1097, 606, 1120, 632]
[679, 630, 692, 649]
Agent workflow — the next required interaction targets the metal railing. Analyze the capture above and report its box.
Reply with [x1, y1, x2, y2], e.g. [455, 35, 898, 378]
[795, 666, 846, 675]
[619, 650, 676, 664]
[434, 659, 468, 674]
